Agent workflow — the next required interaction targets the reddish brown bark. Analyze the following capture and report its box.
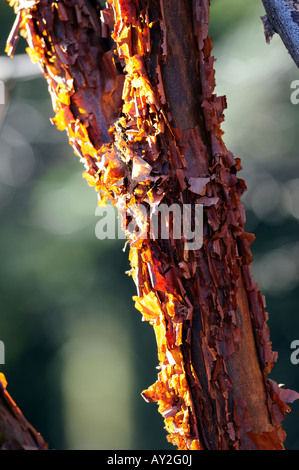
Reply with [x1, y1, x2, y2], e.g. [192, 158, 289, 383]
[5, 0, 299, 450]
[0, 374, 47, 450]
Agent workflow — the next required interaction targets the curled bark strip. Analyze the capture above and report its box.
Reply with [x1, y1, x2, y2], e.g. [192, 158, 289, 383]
[6, 0, 298, 449]
[0, 374, 47, 450]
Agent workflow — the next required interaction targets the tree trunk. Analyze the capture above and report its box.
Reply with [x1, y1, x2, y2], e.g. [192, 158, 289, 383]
[6, 0, 299, 450]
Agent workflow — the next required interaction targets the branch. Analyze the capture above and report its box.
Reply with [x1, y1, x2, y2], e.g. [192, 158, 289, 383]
[5, 0, 299, 450]
[0, 374, 47, 450]
[261, 0, 299, 68]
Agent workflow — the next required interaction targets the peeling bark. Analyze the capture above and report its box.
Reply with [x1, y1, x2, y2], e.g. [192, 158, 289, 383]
[5, 0, 299, 450]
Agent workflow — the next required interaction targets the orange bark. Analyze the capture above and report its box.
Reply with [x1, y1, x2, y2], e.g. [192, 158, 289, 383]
[0, 374, 47, 450]
[5, 0, 299, 450]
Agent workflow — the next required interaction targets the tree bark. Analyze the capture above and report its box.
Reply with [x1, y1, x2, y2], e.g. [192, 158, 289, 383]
[0, 374, 47, 450]
[5, 0, 299, 450]
[261, 0, 299, 68]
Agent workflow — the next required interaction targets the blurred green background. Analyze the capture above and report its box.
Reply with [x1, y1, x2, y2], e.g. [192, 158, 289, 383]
[0, 0, 299, 450]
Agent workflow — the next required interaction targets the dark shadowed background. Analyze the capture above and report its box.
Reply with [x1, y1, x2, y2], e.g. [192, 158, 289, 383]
[0, 0, 299, 450]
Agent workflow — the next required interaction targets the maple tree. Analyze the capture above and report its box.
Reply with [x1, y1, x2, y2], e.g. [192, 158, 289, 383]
[1, 0, 299, 450]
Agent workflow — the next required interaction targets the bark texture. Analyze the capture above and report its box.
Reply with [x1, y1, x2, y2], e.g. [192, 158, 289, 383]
[0, 374, 47, 450]
[6, 0, 299, 450]
[261, 0, 299, 68]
